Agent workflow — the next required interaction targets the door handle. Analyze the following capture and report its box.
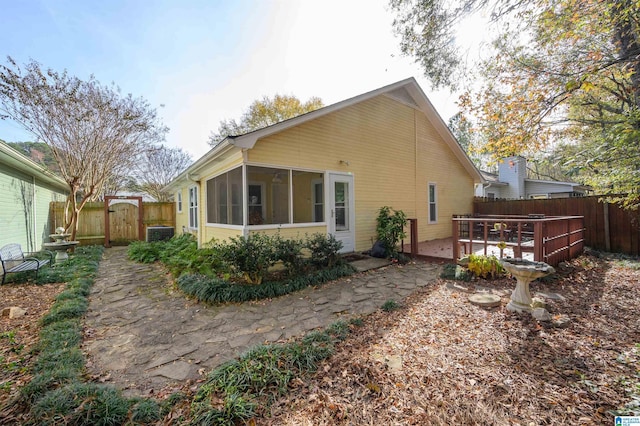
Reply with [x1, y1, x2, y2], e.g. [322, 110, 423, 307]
[331, 209, 334, 218]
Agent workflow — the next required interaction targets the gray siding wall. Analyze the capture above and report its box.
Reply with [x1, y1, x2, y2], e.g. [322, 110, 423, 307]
[0, 165, 66, 251]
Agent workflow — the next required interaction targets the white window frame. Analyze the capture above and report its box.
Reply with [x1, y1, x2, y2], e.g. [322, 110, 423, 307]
[311, 178, 324, 222]
[428, 182, 437, 224]
[188, 185, 198, 229]
[247, 182, 266, 225]
[177, 191, 183, 213]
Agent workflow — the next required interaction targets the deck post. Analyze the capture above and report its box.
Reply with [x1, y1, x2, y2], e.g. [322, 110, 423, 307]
[409, 218, 418, 258]
[452, 218, 459, 261]
[533, 221, 544, 262]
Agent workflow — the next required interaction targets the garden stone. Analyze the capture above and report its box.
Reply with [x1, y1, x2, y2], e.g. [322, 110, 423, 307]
[532, 308, 552, 321]
[552, 315, 571, 328]
[2, 306, 26, 318]
[468, 293, 501, 308]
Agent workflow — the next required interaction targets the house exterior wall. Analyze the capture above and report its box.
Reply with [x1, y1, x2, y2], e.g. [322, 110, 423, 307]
[498, 156, 526, 199]
[248, 226, 327, 240]
[525, 180, 578, 198]
[0, 163, 67, 251]
[175, 187, 188, 233]
[415, 112, 474, 239]
[247, 95, 475, 251]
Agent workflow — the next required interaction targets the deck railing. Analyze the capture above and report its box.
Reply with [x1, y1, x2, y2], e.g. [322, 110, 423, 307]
[452, 214, 585, 266]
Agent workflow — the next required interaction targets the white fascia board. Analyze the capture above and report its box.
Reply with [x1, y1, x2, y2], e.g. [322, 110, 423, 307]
[228, 78, 421, 150]
[0, 141, 68, 191]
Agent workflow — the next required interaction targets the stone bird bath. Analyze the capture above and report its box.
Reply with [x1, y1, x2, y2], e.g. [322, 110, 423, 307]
[500, 258, 555, 313]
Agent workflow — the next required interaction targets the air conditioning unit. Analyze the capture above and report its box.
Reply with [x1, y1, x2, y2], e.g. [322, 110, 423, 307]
[146, 226, 175, 242]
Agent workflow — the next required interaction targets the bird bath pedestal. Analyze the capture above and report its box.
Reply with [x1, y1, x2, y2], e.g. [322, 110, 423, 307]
[500, 258, 555, 313]
[43, 232, 79, 263]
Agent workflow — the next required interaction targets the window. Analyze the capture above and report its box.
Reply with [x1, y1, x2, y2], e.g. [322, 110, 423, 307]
[247, 166, 290, 225]
[188, 186, 198, 229]
[177, 191, 183, 213]
[206, 167, 243, 225]
[248, 183, 265, 225]
[428, 183, 437, 223]
[312, 179, 324, 222]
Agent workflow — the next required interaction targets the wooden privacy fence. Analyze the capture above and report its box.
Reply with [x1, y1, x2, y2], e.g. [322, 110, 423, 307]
[474, 196, 640, 256]
[50, 200, 175, 246]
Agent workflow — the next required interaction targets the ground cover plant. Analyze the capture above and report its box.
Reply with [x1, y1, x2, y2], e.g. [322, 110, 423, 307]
[129, 233, 356, 304]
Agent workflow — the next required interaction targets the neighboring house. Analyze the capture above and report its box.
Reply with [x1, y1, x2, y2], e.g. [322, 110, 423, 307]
[165, 78, 482, 253]
[0, 140, 68, 251]
[475, 156, 589, 200]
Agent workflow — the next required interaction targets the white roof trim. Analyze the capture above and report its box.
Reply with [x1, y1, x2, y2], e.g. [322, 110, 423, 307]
[169, 78, 484, 188]
[0, 140, 68, 191]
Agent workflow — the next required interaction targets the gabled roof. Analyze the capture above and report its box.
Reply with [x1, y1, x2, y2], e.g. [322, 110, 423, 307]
[167, 78, 483, 189]
[0, 140, 68, 191]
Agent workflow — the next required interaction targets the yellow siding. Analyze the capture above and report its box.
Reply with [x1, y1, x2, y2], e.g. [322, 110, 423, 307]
[247, 95, 474, 251]
[202, 226, 242, 244]
[175, 187, 189, 233]
[415, 112, 474, 240]
[248, 226, 327, 241]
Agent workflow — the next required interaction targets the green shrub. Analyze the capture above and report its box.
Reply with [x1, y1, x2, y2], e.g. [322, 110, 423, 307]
[127, 240, 162, 263]
[376, 206, 407, 258]
[275, 236, 307, 275]
[218, 234, 281, 284]
[466, 254, 504, 279]
[305, 233, 343, 268]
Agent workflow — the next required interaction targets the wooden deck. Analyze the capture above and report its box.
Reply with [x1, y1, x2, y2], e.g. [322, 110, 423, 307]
[402, 214, 585, 267]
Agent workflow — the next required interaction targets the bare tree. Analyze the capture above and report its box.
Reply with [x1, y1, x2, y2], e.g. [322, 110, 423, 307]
[0, 57, 168, 240]
[133, 146, 192, 201]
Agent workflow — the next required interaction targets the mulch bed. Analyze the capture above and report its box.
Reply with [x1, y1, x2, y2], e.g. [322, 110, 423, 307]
[261, 254, 639, 425]
[0, 281, 66, 407]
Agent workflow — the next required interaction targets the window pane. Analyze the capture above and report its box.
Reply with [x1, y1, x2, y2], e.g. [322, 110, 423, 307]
[334, 182, 348, 231]
[229, 167, 243, 225]
[206, 179, 216, 223]
[292, 171, 324, 223]
[428, 183, 437, 222]
[247, 166, 289, 225]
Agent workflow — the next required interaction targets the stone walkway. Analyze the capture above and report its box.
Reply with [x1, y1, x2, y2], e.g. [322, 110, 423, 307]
[82, 247, 441, 396]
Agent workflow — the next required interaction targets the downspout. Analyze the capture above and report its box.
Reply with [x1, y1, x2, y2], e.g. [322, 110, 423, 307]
[414, 110, 418, 219]
[32, 176, 37, 252]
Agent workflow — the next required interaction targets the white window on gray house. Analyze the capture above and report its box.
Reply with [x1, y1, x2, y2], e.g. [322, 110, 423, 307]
[177, 191, 183, 212]
[428, 183, 437, 223]
[188, 186, 198, 229]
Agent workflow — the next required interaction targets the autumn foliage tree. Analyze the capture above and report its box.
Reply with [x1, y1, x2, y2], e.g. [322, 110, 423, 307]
[208, 94, 323, 146]
[0, 58, 168, 240]
[391, 0, 640, 208]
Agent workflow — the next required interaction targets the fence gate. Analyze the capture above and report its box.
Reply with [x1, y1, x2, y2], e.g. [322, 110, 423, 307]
[104, 196, 143, 247]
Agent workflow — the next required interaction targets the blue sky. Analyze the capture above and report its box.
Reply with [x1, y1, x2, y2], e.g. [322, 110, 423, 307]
[0, 0, 478, 158]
